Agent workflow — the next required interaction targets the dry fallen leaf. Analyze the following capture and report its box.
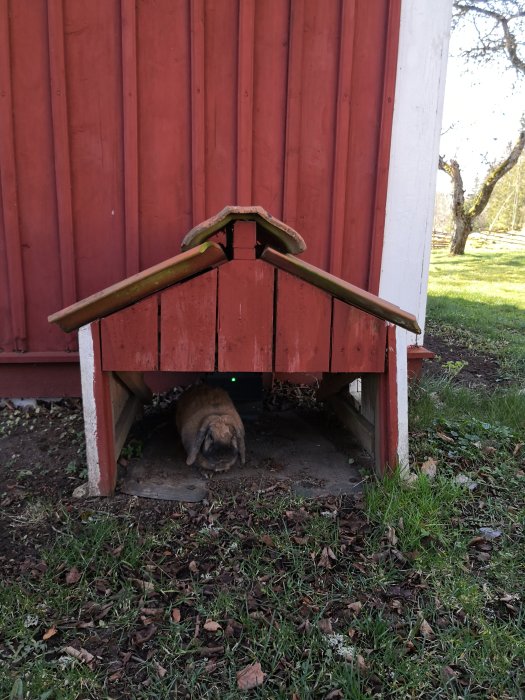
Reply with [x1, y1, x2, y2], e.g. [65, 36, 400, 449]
[189, 560, 199, 573]
[318, 546, 337, 569]
[419, 619, 434, 638]
[133, 623, 157, 646]
[260, 534, 274, 547]
[318, 617, 333, 634]
[292, 536, 309, 545]
[133, 579, 155, 594]
[513, 442, 524, 456]
[141, 607, 164, 619]
[386, 525, 398, 546]
[441, 665, 457, 682]
[42, 626, 58, 641]
[499, 592, 519, 603]
[356, 654, 367, 671]
[65, 567, 81, 585]
[436, 431, 454, 444]
[325, 690, 344, 700]
[421, 458, 437, 479]
[347, 601, 362, 615]
[171, 608, 181, 623]
[203, 619, 221, 632]
[155, 661, 167, 678]
[205, 659, 218, 673]
[63, 646, 95, 665]
[236, 661, 266, 690]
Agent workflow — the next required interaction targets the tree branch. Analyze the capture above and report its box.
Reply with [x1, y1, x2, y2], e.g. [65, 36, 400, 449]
[454, 2, 525, 74]
[467, 129, 525, 217]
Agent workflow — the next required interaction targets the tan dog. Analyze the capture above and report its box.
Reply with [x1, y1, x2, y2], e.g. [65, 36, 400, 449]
[176, 385, 246, 472]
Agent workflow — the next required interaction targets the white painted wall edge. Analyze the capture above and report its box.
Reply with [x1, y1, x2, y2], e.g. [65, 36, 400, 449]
[380, 0, 453, 344]
[78, 323, 101, 496]
[380, 0, 453, 466]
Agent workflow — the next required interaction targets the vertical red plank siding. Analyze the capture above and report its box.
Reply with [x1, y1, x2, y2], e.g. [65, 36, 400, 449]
[341, 2, 391, 289]
[293, 0, 341, 269]
[237, 0, 255, 204]
[48, 0, 77, 311]
[203, 0, 238, 215]
[368, 0, 402, 295]
[190, 0, 206, 225]
[160, 271, 217, 372]
[0, 1, 403, 393]
[0, 191, 13, 347]
[331, 302, 387, 373]
[121, 0, 140, 276]
[252, 0, 289, 217]
[0, 0, 26, 350]
[64, 0, 126, 298]
[329, 0, 356, 277]
[218, 260, 274, 372]
[48, 0, 77, 351]
[137, 0, 193, 265]
[282, 0, 304, 230]
[101, 296, 158, 371]
[275, 270, 332, 373]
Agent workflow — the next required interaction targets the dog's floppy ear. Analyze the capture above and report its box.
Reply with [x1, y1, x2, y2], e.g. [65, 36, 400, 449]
[186, 423, 208, 466]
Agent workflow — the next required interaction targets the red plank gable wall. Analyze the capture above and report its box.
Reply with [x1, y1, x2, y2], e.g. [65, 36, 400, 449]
[0, 0, 400, 397]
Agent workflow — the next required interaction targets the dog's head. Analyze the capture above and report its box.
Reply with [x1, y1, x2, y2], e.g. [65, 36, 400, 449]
[187, 416, 244, 471]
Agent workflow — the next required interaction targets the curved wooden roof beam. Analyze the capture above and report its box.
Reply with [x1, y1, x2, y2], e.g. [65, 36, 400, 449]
[181, 205, 306, 255]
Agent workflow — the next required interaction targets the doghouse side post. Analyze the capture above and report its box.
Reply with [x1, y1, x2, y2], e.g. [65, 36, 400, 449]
[378, 324, 399, 473]
[79, 322, 117, 496]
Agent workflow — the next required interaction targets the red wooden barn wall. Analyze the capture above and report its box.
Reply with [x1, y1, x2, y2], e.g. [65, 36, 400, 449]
[0, 0, 400, 395]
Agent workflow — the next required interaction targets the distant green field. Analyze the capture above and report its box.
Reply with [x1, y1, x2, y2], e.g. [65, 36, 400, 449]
[426, 250, 525, 379]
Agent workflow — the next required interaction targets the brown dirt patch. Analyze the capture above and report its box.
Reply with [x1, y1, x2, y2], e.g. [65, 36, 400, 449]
[423, 332, 508, 388]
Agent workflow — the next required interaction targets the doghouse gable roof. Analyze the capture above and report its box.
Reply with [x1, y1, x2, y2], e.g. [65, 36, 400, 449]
[48, 208, 420, 335]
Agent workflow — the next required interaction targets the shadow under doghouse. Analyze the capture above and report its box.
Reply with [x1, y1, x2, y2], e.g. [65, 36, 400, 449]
[118, 380, 370, 502]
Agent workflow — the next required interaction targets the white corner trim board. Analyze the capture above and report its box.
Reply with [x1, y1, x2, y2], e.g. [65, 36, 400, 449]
[380, 0, 453, 467]
[380, 0, 453, 343]
[78, 323, 101, 495]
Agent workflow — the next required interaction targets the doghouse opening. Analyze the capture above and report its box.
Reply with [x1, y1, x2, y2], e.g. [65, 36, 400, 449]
[117, 373, 373, 502]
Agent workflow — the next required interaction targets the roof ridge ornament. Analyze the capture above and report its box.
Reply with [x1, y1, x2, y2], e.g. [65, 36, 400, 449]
[181, 205, 306, 255]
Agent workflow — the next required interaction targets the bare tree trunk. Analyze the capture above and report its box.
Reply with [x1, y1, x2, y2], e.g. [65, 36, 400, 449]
[449, 212, 473, 254]
[439, 130, 525, 255]
[438, 156, 472, 254]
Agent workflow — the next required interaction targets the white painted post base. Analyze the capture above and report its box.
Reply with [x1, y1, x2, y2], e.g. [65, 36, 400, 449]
[79, 322, 117, 496]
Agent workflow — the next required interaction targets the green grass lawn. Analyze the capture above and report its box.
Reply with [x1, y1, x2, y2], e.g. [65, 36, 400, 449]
[426, 250, 525, 378]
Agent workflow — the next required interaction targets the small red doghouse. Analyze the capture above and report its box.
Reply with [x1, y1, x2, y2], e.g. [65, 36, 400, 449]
[49, 206, 420, 496]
